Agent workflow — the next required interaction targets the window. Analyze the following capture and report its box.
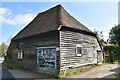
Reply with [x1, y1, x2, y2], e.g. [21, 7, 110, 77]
[76, 44, 82, 56]
[18, 51, 23, 60]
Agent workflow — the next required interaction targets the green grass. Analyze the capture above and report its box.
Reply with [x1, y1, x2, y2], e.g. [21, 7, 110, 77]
[105, 60, 120, 64]
[115, 73, 120, 80]
[2, 59, 27, 70]
[113, 60, 120, 64]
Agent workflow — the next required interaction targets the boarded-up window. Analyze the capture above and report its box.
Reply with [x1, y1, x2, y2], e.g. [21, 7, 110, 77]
[37, 47, 56, 69]
[76, 44, 82, 56]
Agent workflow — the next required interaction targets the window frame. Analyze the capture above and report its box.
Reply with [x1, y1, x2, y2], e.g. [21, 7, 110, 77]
[18, 51, 23, 60]
[76, 44, 82, 56]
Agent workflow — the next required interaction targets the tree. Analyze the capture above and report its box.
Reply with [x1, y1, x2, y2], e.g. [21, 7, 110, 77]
[7, 36, 13, 45]
[0, 42, 8, 56]
[109, 24, 120, 46]
[104, 45, 120, 62]
[94, 29, 104, 46]
[94, 30, 104, 42]
[108, 24, 120, 62]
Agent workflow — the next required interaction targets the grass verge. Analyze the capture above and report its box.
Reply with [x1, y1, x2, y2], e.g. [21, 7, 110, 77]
[105, 60, 120, 64]
[113, 60, 120, 64]
[59, 64, 100, 78]
[2, 59, 27, 70]
[115, 73, 120, 80]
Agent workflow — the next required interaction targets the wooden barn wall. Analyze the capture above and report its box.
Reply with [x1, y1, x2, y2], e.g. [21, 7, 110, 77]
[60, 31, 101, 70]
[11, 31, 60, 75]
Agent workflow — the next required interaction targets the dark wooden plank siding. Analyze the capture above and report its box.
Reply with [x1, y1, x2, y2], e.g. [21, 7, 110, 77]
[11, 31, 60, 75]
[60, 31, 101, 70]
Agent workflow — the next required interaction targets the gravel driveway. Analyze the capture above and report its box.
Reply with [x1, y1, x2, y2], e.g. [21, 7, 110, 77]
[68, 63, 119, 78]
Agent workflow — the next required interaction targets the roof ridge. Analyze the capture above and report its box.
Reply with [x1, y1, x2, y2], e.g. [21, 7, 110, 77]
[58, 5, 93, 33]
[57, 4, 63, 30]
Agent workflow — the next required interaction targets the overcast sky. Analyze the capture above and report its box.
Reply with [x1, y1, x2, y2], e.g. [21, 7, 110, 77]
[0, 2, 118, 44]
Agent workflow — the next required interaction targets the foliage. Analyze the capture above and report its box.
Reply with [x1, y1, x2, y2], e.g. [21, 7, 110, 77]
[0, 42, 8, 56]
[109, 24, 120, 46]
[104, 45, 117, 54]
[113, 60, 120, 64]
[115, 73, 120, 80]
[105, 60, 120, 64]
[94, 30, 104, 43]
[104, 45, 120, 63]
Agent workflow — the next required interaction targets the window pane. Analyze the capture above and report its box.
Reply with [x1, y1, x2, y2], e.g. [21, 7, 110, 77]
[20, 52, 23, 59]
[18, 51, 23, 59]
[77, 47, 82, 54]
[18, 52, 21, 59]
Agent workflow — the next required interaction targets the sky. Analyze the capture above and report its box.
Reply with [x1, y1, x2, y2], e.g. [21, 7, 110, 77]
[0, 2, 118, 45]
[118, 1, 120, 24]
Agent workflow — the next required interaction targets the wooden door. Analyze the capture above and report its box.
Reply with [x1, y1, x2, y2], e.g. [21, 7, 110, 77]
[97, 50, 103, 64]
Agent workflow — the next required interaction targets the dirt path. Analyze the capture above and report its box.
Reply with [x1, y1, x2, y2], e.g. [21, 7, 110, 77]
[68, 63, 119, 78]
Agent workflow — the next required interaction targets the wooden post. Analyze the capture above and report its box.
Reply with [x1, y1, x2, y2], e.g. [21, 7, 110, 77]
[109, 51, 113, 63]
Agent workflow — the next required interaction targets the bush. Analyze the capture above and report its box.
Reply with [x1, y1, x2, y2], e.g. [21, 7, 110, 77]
[104, 45, 120, 63]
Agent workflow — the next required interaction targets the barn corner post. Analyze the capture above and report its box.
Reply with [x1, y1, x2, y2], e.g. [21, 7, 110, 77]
[58, 30, 62, 76]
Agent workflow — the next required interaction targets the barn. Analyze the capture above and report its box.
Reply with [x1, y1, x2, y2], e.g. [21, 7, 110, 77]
[6, 5, 103, 75]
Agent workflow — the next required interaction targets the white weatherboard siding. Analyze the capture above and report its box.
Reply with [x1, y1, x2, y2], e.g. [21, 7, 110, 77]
[60, 31, 101, 70]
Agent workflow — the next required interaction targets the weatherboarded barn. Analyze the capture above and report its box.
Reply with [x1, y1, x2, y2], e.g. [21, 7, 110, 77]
[7, 5, 103, 75]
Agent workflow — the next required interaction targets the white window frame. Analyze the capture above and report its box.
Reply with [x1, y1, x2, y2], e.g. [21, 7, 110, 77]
[76, 44, 82, 56]
[18, 51, 23, 60]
